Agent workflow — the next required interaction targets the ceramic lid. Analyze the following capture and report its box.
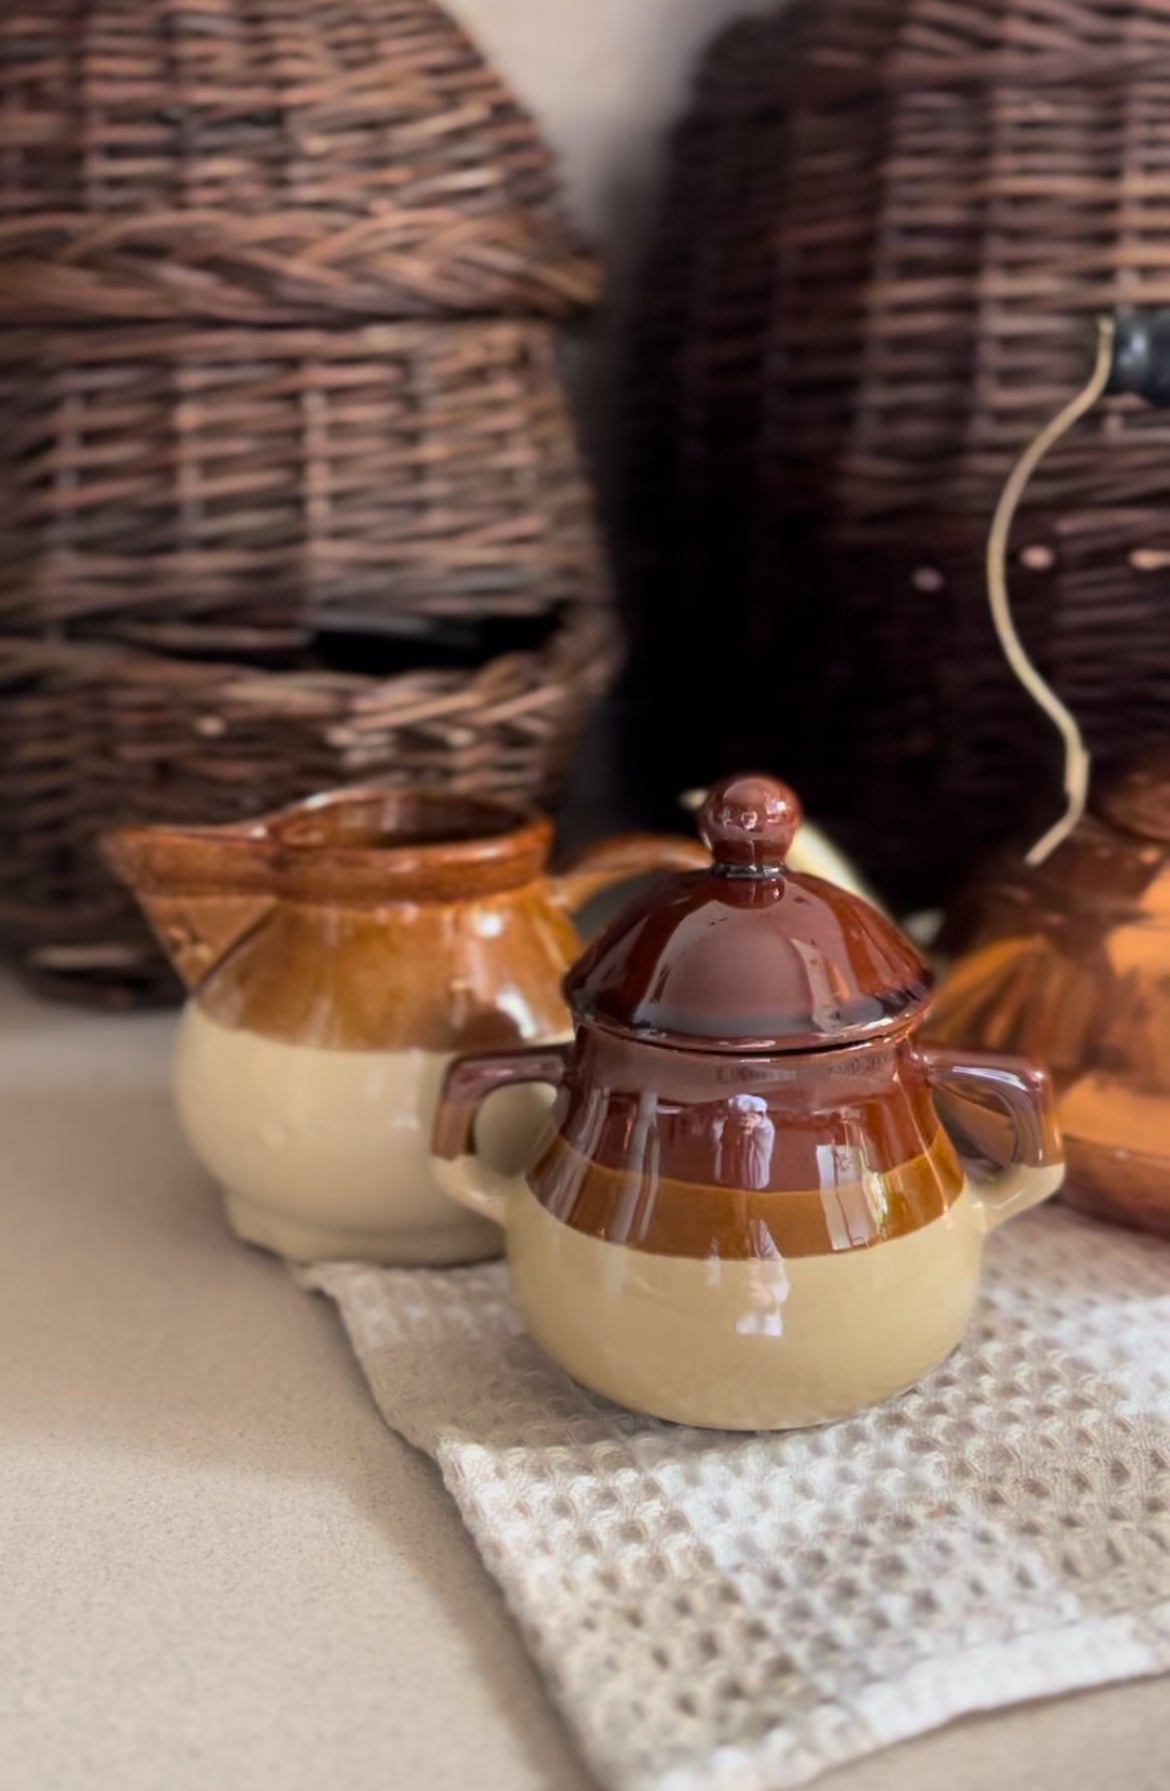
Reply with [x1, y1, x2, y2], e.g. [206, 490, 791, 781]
[565, 773, 931, 1052]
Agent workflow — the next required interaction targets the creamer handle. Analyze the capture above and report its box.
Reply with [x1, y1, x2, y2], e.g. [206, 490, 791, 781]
[432, 1046, 570, 1228]
[551, 834, 708, 912]
[920, 1046, 1064, 1229]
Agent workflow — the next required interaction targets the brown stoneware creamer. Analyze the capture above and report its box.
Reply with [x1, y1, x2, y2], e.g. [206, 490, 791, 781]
[432, 774, 1064, 1429]
[103, 787, 705, 1265]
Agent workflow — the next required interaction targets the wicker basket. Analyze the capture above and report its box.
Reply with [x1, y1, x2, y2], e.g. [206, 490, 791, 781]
[0, 0, 614, 1001]
[0, 609, 617, 1004]
[622, 0, 1170, 912]
[0, 0, 596, 328]
[0, 209, 598, 325]
[0, 1, 569, 225]
[0, 320, 603, 643]
[0, 1, 598, 321]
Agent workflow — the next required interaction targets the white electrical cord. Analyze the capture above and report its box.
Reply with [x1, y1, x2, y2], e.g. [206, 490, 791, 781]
[984, 315, 1116, 865]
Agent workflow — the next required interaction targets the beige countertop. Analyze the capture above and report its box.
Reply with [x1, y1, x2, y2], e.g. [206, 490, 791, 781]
[1, 975, 1166, 1791]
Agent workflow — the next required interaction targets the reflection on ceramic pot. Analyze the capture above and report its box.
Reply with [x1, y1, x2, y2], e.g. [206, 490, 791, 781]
[433, 774, 1063, 1428]
[103, 788, 706, 1264]
[929, 746, 1170, 1238]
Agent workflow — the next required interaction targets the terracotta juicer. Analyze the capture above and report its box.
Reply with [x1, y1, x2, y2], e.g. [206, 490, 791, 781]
[432, 774, 1063, 1430]
[928, 310, 1170, 1238]
[103, 788, 706, 1264]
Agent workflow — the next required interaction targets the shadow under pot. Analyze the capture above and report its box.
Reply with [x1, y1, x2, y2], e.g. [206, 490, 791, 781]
[433, 774, 1064, 1429]
[102, 787, 706, 1266]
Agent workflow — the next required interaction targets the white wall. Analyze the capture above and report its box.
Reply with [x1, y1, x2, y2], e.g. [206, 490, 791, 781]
[444, 2, 780, 831]
[446, 0, 778, 470]
[446, 0, 777, 239]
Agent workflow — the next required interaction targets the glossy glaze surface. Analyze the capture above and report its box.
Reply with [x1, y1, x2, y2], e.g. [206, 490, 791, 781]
[508, 1184, 987, 1429]
[930, 746, 1170, 1237]
[438, 1023, 1059, 1248]
[530, 1027, 964, 1256]
[104, 786, 707, 1263]
[566, 773, 931, 1051]
[433, 774, 1064, 1424]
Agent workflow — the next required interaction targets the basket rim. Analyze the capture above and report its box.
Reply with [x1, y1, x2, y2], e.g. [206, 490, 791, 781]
[0, 206, 601, 326]
[683, 7, 1170, 120]
[0, 604, 622, 705]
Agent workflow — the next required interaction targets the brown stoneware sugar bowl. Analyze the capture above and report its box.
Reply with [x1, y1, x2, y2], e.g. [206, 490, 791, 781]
[433, 774, 1064, 1429]
[102, 788, 706, 1266]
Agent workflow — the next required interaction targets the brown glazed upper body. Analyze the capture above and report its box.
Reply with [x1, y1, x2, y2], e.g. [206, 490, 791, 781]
[928, 746, 1170, 1238]
[528, 1022, 966, 1259]
[102, 787, 707, 1051]
[102, 786, 707, 1265]
[436, 775, 1062, 1264]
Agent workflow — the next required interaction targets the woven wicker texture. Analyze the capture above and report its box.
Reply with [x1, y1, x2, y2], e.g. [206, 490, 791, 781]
[0, 611, 616, 1004]
[0, 321, 604, 638]
[0, 209, 598, 324]
[0, 0, 615, 1002]
[0, 0, 605, 640]
[0, 0, 598, 320]
[622, 0, 1170, 911]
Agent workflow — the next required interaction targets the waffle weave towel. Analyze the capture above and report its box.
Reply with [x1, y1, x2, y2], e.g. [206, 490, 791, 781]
[300, 1206, 1170, 1791]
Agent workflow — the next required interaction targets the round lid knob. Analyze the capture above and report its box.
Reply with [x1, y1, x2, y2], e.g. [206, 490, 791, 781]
[698, 774, 802, 872]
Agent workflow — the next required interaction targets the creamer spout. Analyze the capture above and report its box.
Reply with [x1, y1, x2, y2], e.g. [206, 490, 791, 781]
[101, 822, 275, 991]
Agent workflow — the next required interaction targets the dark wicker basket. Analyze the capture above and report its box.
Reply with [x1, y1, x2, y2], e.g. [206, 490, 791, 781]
[0, 320, 604, 643]
[622, 0, 1170, 912]
[0, 1, 571, 226]
[0, 609, 618, 1004]
[0, 0, 614, 1001]
[0, 0, 597, 329]
[0, 208, 597, 325]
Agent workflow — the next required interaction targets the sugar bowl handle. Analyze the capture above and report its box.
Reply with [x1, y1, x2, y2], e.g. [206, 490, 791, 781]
[551, 833, 708, 911]
[921, 1046, 1064, 1228]
[432, 1045, 570, 1227]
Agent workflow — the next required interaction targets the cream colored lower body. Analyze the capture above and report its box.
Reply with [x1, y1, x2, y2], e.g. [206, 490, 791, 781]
[175, 1004, 560, 1265]
[506, 1186, 988, 1429]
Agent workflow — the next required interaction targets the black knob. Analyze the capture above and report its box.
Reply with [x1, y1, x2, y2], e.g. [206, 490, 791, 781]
[1107, 309, 1170, 407]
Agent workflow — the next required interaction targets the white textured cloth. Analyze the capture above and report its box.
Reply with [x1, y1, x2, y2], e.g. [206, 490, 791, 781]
[300, 1207, 1170, 1791]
